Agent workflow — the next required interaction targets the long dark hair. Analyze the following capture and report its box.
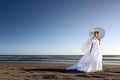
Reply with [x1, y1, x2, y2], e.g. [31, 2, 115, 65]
[94, 31, 101, 45]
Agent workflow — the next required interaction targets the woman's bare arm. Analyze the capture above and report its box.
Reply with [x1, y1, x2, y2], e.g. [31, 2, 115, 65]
[99, 39, 101, 45]
[90, 43, 93, 53]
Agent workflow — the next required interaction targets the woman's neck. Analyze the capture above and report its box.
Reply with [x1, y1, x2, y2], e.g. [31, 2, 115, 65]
[93, 36, 99, 40]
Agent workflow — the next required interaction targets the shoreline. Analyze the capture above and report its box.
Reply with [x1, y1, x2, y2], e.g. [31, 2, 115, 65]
[0, 63, 119, 80]
[0, 61, 120, 65]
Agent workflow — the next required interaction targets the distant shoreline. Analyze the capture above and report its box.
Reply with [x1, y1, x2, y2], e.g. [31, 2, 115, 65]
[0, 55, 120, 65]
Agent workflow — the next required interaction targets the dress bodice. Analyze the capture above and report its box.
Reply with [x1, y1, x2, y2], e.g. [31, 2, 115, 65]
[92, 39, 100, 47]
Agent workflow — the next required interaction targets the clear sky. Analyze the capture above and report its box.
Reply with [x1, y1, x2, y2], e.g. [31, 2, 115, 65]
[0, 0, 120, 55]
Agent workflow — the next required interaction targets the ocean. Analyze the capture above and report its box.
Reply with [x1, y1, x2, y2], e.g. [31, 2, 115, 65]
[0, 55, 120, 65]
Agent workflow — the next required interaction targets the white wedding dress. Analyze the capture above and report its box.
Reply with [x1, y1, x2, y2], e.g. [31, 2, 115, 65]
[65, 39, 103, 72]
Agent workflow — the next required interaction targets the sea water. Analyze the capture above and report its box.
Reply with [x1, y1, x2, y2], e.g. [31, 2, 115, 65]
[0, 55, 120, 65]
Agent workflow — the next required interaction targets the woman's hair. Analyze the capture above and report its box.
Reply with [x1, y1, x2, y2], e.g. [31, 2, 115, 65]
[94, 31, 99, 36]
[94, 31, 100, 41]
[94, 31, 99, 34]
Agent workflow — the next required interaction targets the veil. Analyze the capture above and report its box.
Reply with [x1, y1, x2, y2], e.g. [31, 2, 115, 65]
[81, 33, 94, 54]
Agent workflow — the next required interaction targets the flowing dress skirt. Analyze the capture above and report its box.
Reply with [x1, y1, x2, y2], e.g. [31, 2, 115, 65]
[65, 39, 102, 72]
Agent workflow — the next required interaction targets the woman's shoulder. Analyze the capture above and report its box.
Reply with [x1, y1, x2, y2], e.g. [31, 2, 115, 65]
[93, 36, 97, 39]
[92, 37, 99, 42]
[92, 36, 100, 40]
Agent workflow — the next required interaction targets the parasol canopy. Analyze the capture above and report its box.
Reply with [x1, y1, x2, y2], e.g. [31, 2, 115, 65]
[89, 27, 105, 39]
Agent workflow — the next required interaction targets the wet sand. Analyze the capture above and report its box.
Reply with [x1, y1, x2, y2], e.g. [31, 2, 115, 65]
[0, 63, 120, 80]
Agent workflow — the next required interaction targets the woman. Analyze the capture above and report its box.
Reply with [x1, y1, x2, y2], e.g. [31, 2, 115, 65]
[65, 27, 105, 72]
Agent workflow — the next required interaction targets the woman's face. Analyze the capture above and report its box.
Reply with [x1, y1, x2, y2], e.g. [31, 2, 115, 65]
[94, 32, 99, 37]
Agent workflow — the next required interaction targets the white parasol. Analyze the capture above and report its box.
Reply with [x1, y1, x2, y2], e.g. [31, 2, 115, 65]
[89, 27, 105, 39]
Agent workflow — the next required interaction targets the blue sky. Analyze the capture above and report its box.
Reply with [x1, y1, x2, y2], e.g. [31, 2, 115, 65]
[0, 0, 120, 55]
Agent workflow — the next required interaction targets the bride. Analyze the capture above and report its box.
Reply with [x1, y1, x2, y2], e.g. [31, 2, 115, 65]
[65, 27, 105, 72]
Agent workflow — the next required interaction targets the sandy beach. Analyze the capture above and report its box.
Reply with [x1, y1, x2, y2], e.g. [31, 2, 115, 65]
[0, 63, 119, 80]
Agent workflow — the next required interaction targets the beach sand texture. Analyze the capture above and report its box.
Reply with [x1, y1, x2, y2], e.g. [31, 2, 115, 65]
[0, 63, 119, 80]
